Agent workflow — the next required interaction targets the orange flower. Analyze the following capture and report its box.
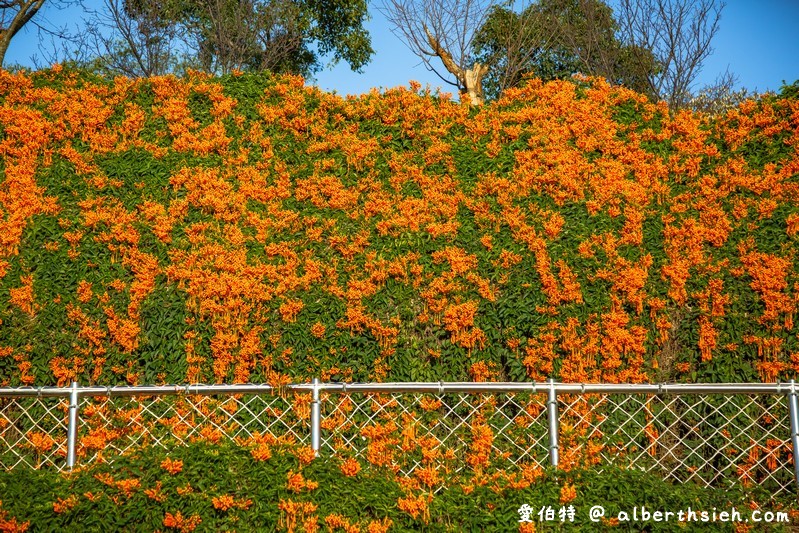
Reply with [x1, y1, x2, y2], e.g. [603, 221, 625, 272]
[176, 484, 193, 496]
[114, 478, 141, 498]
[104, 307, 140, 353]
[698, 316, 717, 362]
[296, 446, 316, 466]
[27, 431, 55, 453]
[76, 280, 93, 303]
[251, 443, 272, 461]
[287, 470, 318, 492]
[52, 495, 78, 514]
[414, 465, 440, 488]
[367, 518, 393, 533]
[340, 457, 361, 477]
[9, 275, 35, 316]
[144, 481, 167, 502]
[160, 457, 183, 475]
[467, 423, 493, 469]
[212, 495, 235, 511]
[278, 499, 318, 533]
[468, 360, 493, 382]
[397, 493, 431, 523]
[163, 511, 201, 533]
[310, 322, 326, 338]
[279, 299, 304, 323]
[559, 483, 577, 504]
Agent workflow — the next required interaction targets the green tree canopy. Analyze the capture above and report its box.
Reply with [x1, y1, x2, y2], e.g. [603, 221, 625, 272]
[97, 0, 373, 77]
[473, 0, 657, 101]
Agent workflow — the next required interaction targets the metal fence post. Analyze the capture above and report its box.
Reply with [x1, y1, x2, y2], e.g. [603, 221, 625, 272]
[311, 377, 321, 454]
[788, 380, 799, 490]
[548, 378, 559, 468]
[67, 381, 79, 470]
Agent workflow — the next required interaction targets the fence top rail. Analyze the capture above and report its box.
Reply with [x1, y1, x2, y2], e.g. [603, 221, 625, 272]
[0, 381, 796, 398]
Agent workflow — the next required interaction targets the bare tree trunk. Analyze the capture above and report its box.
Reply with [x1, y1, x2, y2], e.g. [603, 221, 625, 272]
[463, 62, 487, 105]
[0, 0, 48, 67]
[0, 32, 11, 65]
[424, 25, 486, 105]
[381, 0, 493, 105]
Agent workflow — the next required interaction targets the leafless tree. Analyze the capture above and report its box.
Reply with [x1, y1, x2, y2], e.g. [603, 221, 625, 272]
[380, 0, 500, 105]
[193, 0, 255, 73]
[616, 0, 724, 109]
[1, 0, 46, 66]
[81, 0, 181, 77]
[2, 0, 105, 70]
[686, 68, 751, 116]
[0, 0, 81, 67]
[191, 0, 305, 75]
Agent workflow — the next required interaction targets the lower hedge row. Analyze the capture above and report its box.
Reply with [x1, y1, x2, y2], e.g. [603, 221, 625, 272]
[0, 441, 795, 532]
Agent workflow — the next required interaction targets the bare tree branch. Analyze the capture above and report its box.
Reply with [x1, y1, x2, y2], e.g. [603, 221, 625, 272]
[616, 0, 723, 109]
[473, 4, 560, 98]
[74, 0, 182, 77]
[380, 0, 497, 104]
[0, 0, 48, 66]
[179, 0, 314, 76]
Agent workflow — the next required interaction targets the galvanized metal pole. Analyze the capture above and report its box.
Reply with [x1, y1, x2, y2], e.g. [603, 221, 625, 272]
[311, 377, 321, 454]
[67, 381, 79, 470]
[547, 378, 559, 468]
[788, 380, 799, 490]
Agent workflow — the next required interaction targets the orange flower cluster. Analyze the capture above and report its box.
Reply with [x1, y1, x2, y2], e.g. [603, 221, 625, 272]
[397, 493, 431, 523]
[211, 494, 253, 512]
[559, 483, 577, 504]
[52, 495, 78, 514]
[144, 481, 167, 502]
[0, 500, 30, 532]
[362, 421, 399, 467]
[339, 457, 361, 477]
[160, 457, 183, 475]
[278, 499, 318, 533]
[8, 275, 35, 316]
[442, 300, 486, 350]
[2, 67, 799, 501]
[11, 71, 784, 387]
[163, 511, 202, 533]
[325, 514, 360, 533]
[740, 244, 794, 326]
[286, 470, 319, 492]
[26, 431, 56, 454]
[323, 513, 393, 533]
[466, 423, 494, 470]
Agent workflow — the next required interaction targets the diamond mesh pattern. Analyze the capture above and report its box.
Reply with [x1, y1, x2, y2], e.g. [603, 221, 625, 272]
[0, 397, 68, 470]
[0, 386, 796, 497]
[320, 392, 549, 490]
[75, 393, 310, 468]
[559, 393, 794, 495]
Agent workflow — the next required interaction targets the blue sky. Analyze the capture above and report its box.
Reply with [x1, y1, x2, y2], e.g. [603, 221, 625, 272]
[5, 0, 799, 98]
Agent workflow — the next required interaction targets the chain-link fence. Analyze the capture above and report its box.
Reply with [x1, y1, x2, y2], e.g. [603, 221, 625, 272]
[1, 381, 797, 496]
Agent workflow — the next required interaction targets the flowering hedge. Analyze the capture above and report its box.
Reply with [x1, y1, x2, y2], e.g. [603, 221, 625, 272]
[1, 67, 798, 388]
[0, 441, 789, 532]
[1, 67, 799, 528]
